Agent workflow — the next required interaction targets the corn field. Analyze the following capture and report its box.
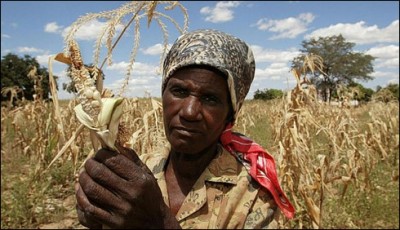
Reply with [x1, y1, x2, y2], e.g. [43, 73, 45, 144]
[2, 87, 399, 228]
[1, 1, 399, 229]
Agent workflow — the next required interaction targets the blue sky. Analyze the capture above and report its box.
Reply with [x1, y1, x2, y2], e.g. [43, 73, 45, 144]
[1, 1, 399, 99]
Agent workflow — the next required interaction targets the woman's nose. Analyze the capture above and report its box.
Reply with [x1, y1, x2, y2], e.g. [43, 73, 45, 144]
[179, 96, 202, 121]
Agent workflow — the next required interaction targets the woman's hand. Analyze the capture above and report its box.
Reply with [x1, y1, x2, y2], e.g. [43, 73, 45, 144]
[75, 146, 180, 229]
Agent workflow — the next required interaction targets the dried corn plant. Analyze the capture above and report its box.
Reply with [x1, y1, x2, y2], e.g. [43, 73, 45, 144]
[27, 66, 44, 101]
[250, 54, 399, 229]
[47, 1, 188, 170]
[63, 1, 188, 96]
[371, 88, 397, 103]
[1, 95, 85, 174]
[2, 78, 398, 229]
[122, 97, 167, 156]
[1, 86, 23, 107]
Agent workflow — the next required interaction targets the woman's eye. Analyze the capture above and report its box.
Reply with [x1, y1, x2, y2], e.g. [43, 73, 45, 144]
[171, 87, 187, 97]
[202, 95, 219, 105]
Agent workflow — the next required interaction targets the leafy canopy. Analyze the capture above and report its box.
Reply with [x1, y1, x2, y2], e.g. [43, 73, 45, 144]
[1, 53, 58, 102]
[291, 34, 375, 101]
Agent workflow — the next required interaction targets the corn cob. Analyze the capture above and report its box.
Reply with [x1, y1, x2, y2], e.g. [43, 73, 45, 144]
[61, 40, 125, 152]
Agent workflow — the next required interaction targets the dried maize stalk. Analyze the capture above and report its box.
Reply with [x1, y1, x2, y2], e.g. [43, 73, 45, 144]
[56, 40, 125, 152]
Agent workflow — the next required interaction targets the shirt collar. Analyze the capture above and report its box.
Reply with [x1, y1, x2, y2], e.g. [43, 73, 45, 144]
[152, 143, 239, 185]
[203, 144, 238, 185]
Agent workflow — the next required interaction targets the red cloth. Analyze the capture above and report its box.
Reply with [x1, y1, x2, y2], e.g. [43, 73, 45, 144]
[220, 123, 295, 219]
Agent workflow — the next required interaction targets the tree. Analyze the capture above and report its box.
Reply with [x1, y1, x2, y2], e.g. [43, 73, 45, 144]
[385, 83, 399, 100]
[1, 53, 57, 103]
[291, 35, 375, 102]
[375, 83, 399, 101]
[347, 82, 374, 102]
[254, 88, 284, 100]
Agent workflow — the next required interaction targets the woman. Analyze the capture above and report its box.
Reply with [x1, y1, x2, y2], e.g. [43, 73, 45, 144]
[75, 29, 295, 229]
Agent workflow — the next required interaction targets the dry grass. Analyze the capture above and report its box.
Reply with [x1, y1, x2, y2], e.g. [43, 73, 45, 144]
[2, 94, 399, 229]
[61, 1, 188, 97]
[232, 54, 399, 228]
[240, 100, 399, 229]
[46, 1, 189, 168]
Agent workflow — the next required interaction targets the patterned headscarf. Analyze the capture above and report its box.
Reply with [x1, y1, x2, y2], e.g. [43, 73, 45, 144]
[162, 29, 295, 219]
[162, 29, 255, 122]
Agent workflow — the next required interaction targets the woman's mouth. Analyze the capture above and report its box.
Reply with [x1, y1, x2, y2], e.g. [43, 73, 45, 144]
[173, 127, 201, 137]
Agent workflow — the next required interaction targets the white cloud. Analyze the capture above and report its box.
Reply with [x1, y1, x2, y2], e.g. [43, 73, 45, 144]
[104, 61, 162, 98]
[255, 63, 291, 80]
[35, 54, 53, 66]
[252, 66, 297, 94]
[250, 45, 300, 63]
[371, 70, 399, 83]
[44, 22, 63, 34]
[17, 47, 45, 54]
[250, 44, 305, 92]
[1, 49, 11, 55]
[305, 20, 399, 45]
[255, 13, 315, 39]
[106, 61, 159, 75]
[141, 43, 171, 55]
[200, 1, 240, 23]
[62, 19, 124, 41]
[366, 45, 399, 59]
[376, 58, 400, 69]
[366, 45, 399, 69]
[106, 61, 130, 73]
[121, 83, 161, 98]
[387, 78, 399, 85]
[2, 34, 10, 38]
[270, 62, 289, 69]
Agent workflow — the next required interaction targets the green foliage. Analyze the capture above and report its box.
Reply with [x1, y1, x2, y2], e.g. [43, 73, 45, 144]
[1, 53, 58, 102]
[1, 107, 78, 229]
[385, 83, 399, 100]
[1, 152, 77, 229]
[323, 159, 399, 228]
[253, 88, 284, 100]
[348, 82, 375, 101]
[292, 35, 375, 102]
[374, 83, 399, 102]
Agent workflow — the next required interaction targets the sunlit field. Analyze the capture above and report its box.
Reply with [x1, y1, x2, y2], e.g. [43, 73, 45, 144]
[1, 97, 398, 229]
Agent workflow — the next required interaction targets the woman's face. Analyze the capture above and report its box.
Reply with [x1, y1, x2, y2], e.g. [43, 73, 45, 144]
[162, 67, 231, 156]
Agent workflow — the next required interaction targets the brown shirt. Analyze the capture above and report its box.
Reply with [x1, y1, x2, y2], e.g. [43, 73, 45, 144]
[140, 143, 281, 229]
